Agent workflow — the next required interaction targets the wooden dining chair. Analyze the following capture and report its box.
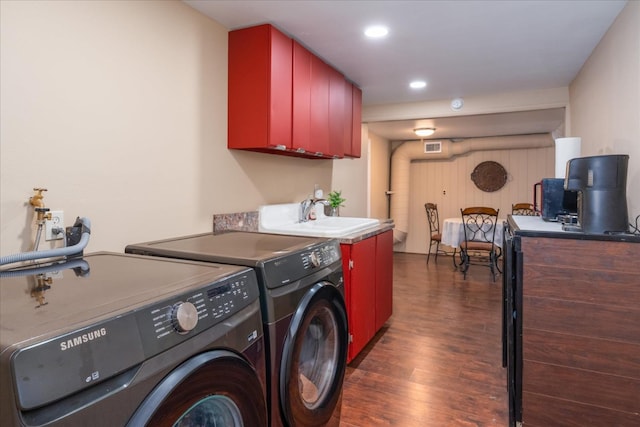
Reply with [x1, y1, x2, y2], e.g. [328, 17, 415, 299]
[424, 203, 448, 264]
[459, 207, 500, 281]
[512, 202, 537, 216]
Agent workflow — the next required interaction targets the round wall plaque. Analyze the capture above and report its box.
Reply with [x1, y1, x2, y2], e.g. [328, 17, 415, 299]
[470, 161, 507, 192]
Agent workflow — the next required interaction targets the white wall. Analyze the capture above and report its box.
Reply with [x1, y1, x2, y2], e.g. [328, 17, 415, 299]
[368, 130, 392, 220]
[330, 125, 369, 218]
[569, 0, 640, 220]
[0, 1, 337, 256]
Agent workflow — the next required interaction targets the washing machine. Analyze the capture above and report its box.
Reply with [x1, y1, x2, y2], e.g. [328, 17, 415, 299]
[0, 252, 267, 427]
[126, 231, 348, 427]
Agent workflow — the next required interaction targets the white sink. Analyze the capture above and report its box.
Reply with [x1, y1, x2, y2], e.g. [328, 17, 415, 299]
[258, 203, 380, 237]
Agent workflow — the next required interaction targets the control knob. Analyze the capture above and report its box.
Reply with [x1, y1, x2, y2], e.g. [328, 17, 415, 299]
[171, 301, 198, 333]
[309, 251, 321, 268]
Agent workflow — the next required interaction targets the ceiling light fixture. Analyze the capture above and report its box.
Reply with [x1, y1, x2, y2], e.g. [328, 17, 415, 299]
[410, 81, 427, 89]
[414, 128, 436, 137]
[364, 25, 389, 38]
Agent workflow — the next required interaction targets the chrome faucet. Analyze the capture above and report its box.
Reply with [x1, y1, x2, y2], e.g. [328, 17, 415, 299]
[299, 198, 329, 222]
[300, 198, 314, 222]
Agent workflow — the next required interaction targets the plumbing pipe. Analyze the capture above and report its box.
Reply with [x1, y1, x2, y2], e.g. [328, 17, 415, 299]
[390, 134, 553, 243]
[0, 258, 90, 277]
[0, 217, 91, 267]
[33, 222, 44, 252]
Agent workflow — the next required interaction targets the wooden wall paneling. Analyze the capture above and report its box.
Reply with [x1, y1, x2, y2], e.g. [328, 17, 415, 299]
[401, 145, 555, 254]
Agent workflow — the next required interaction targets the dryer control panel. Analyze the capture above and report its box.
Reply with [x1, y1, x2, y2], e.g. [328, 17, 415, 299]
[261, 239, 342, 288]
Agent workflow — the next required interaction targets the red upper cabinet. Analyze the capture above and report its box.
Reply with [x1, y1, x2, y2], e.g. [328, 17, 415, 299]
[292, 41, 312, 154]
[293, 42, 343, 159]
[228, 24, 361, 159]
[228, 24, 293, 152]
[346, 84, 362, 158]
[309, 55, 331, 157]
[328, 67, 346, 159]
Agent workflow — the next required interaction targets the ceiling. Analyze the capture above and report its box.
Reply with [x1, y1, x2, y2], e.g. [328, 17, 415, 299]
[185, 0, 626, 141]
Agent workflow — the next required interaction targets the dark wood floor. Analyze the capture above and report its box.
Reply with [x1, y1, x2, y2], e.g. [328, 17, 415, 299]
[340, 252, 508, 426]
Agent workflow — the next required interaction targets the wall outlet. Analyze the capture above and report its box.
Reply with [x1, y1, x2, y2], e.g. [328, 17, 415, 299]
[45, 210, 64, 241]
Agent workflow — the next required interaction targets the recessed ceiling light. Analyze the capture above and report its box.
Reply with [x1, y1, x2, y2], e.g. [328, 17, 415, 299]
[364, 25, 389, 38]
[410, 81, 427, 89]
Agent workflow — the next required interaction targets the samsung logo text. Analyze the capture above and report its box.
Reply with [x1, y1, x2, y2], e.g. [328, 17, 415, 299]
[60, 328, 107, 351]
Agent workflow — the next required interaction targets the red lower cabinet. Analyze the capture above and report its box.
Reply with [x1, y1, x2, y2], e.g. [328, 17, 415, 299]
[375, 230, 393, 331]
[341, 230, 393, 363]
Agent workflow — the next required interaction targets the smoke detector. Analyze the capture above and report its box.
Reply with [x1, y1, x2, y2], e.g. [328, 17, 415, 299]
[451, 98, 464, 111]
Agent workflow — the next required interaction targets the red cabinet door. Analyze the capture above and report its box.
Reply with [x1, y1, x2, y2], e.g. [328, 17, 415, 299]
[375, 230, 393, 330]
[328, 68, 345, 158]
[348, 84, 362, 158]
[341, 238, 376, 363]
[342, 82, 354, 156]
[228, 24, 292, 151]
[310, 55, 331, 157]
[292, 41, 313, 154]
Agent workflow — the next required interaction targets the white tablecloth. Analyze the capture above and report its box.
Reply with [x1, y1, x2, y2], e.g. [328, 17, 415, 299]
[441, 217, 504, 248]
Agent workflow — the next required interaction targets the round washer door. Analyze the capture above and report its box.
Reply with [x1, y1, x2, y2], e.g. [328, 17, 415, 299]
[127, 350, 267, 427]
[280, 282, 348, 427]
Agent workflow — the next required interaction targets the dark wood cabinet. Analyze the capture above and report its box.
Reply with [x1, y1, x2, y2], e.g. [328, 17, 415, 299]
[341, 230, 393, 363]
[229, 24, 361, 159]
[505, 217, 640, 426]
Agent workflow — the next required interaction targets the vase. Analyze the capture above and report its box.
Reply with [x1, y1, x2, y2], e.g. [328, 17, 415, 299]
[329, 206, 340, 217]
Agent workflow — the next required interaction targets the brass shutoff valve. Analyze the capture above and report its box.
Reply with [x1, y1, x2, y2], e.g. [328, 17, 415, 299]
[29, 188, 51, 221]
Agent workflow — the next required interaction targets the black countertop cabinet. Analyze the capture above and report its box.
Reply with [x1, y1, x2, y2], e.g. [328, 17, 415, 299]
[502, 215, 640, 427]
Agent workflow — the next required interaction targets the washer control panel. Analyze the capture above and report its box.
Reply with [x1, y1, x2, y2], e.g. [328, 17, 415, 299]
[140, 271, 258, 353]
[10, 267, 260, 411]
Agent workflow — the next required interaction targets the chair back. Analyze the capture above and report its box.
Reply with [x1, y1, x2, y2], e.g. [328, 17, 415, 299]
[460, 207, 499, 245]
[512, 202, 536, 216]
[424, 203, 440, 235]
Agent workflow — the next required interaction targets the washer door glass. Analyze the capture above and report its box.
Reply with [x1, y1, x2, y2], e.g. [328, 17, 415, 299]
[281, 282, 348, 426]
[174, 395, 242, 427]
[128, 350, 267, 427]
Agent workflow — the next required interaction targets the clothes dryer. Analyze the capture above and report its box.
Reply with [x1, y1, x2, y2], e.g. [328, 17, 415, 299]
[0, 252, 267, 427]
[126, 232, 348, 427]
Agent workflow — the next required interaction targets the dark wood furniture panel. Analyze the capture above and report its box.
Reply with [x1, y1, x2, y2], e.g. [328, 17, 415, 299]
[519, 236, 640, 426]
[523, 360, 640, 413]
[521, 392, 640, 427]
[524, 329, 640, 377]
[522, 237, 637, 274]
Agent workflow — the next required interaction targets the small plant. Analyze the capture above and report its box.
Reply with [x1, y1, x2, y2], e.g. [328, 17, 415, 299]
[328, 190, 346, 209]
